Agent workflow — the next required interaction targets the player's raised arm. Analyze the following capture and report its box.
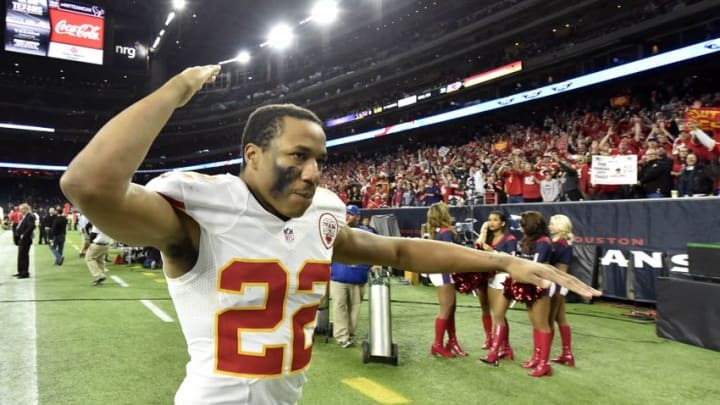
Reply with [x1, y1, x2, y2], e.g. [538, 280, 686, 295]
[332, 226, 601, 299]
[60, 65, 221, 249]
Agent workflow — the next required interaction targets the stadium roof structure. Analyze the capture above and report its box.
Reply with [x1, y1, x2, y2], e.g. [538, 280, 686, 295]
[1, 0, 720, 170]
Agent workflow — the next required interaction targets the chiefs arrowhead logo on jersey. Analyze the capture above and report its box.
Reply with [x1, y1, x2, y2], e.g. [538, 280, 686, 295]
[319, 213, 339, 249]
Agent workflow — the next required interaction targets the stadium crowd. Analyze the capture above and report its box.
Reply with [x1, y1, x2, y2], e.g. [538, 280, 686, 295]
[321, 85, 720, 209]
[3, 80, 719, 219]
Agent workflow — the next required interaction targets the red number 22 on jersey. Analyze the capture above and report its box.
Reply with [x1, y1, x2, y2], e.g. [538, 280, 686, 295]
[215, 260, 330, 377]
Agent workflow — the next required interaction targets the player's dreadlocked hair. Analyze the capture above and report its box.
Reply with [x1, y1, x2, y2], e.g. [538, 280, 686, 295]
[240, 104, 322, 171]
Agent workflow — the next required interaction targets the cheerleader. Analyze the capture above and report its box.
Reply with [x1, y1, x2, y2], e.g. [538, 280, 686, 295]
[427, 202, 467, 358]
[549, 214, 576, 367]
[505, 211, 554, 377]
[476, 211, 518, 366]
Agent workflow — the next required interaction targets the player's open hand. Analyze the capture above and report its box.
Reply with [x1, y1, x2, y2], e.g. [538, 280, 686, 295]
[506, 258, 601, 299]
[172, 65, 222, 107]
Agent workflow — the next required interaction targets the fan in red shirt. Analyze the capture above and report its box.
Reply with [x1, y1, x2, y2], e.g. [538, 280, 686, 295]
[499, 159, 525, 203]
[688, 122, 720, 160]
[8, 206, 21, 245]
[521, 162, 543, 203]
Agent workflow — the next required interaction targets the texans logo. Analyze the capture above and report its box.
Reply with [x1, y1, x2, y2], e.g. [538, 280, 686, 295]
[497, 97, 515, 106]
[704, 40, 720, 50]
[91, 6, 105, 17]
[522, 90, 543, 99]
[551, 82, 573, 92]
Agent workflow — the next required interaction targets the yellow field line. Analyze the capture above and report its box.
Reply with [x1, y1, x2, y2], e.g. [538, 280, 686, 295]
[342, 377, 410, 404]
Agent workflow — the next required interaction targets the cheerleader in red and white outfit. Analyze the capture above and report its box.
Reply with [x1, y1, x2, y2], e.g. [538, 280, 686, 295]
[503, 211, 554, 377]
[549, 214, 576, 367]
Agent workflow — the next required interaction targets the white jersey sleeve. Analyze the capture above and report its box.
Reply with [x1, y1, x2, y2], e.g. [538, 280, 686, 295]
[146, 171, 244, 234]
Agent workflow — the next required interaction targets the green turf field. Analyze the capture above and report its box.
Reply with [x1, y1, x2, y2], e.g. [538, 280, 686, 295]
[1, 229, 719, 405]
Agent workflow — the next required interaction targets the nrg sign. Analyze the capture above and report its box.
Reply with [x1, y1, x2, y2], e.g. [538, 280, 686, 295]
[115, 42, 146, 60]
[115, 45, 136, 59]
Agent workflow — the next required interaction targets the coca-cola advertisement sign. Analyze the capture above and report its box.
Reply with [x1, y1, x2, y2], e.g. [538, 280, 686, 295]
[49, 8, 103, 49]
[55, 19, 101, 41]
[5, 0, 105, 65]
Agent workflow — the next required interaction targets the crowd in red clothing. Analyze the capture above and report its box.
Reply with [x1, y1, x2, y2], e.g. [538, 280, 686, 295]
[324, 88, 720, 208]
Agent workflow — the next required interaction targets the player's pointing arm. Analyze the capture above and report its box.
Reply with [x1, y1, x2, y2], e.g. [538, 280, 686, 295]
[333, 226, 600, 299]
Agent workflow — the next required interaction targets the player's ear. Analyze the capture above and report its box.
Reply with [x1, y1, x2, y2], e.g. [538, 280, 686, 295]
[244, 143, 260, 169]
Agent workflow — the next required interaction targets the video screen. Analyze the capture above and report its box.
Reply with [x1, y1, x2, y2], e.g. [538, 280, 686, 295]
[5, 0, 105, 65]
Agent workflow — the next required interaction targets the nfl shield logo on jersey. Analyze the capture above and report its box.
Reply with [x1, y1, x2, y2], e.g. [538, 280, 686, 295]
[319, 213, 339, 249]
[283, 227, 294, 241]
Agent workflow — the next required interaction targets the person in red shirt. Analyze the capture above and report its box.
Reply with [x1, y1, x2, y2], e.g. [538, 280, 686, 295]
[670, 144, 690, 185]
[521, 162, 543, 203]
[614, 138, 637, 156]
[575, 156, 591, 198]
[9, 206, 22, 245]
[689, 122, 720, 159]
[499, 160, 524, 203]
[337, 189, 348, 205]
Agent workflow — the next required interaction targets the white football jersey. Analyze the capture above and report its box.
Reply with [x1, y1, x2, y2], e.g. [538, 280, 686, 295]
[146, 171, 346, 405]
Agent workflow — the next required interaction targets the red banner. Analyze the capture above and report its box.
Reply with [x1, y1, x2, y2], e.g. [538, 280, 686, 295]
[50, 9, 104, 49]
[493, 141, 509, 153]
[610, 95, 630, 107]
[686, 107, 720, 131]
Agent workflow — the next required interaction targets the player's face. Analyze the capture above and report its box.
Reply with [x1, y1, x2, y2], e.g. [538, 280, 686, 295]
[253, 117, 327, 219]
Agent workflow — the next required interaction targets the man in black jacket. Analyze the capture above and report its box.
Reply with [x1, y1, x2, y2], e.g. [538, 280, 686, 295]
[639, 150, 673, 198]
[14, 203, 36, 279]
[49, 206, 68, 265]
[39, 208, 53, 245]
[555, 155, 583, 201]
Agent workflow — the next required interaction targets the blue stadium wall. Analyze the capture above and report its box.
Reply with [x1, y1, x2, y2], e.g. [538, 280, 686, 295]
[363, 198, 720, 303]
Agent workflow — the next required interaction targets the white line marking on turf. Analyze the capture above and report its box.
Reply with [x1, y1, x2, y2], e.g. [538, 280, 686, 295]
[110, 275, 129, 287]
[0, 233, 39, 405]
[140, 300, 174, 322]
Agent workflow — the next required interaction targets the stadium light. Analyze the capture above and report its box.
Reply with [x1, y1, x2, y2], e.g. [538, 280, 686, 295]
[165, 12, 175, 26]
[172, 0, 186, 11]
[218, 50, 251, 65]
[236, 50, 251, 64]
[310, 1, 339, 25]
[265, 23, 294, 50]
[0, 123, 55, 132]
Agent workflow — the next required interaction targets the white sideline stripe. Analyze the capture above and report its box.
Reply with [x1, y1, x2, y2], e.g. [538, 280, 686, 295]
[0, 232, 39, 405]
[110, 275, 129, 287]
[140, 299, 174, 322]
